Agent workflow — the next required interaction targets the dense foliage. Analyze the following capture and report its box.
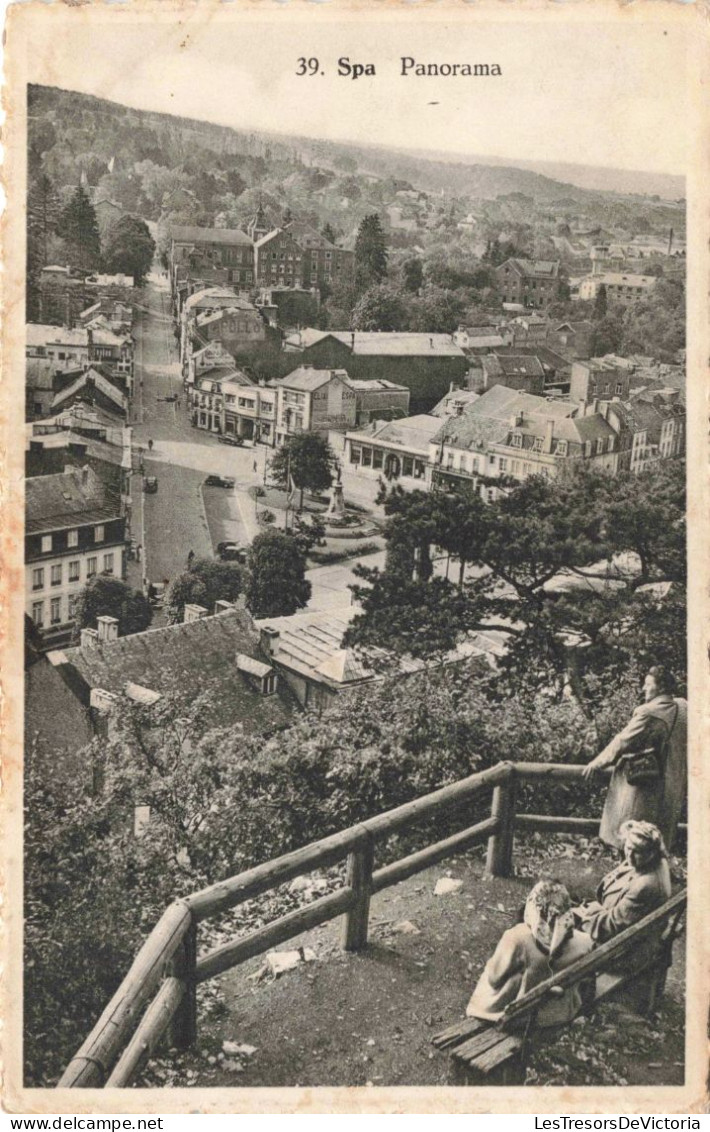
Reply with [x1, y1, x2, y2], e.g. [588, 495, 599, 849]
[164, 557, 245, 624]
[74, 575, 153, 638]
[245, 529, 311, 618]
[102, 215, 156, 285]
[269, 431, 336, 510]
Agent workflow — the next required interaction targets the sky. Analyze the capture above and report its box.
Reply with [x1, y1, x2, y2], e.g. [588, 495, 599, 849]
[17, 6, 690, 179]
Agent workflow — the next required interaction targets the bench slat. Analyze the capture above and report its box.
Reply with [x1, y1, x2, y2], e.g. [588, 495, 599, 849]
[454, 1027, 513, 1062]
[432, 1017, 488, 1050]
[472, 1033, 523, 1074]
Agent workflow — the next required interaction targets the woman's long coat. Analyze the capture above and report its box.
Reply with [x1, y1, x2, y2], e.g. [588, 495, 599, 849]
[598, 694, 687, 850]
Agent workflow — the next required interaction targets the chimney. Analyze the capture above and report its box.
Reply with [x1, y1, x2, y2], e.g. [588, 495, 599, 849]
[350, 331, 355, 350]
[260, 625, 280, 657]
[430, 337, 434, 348]
[214, 599, 235, 615]
[80, 627, 99, 650]
[184, 603, 208, 623]
[96, 615, 119, 643]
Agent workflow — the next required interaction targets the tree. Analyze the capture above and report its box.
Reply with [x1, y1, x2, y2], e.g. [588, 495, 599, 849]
[346, 466, 686, 703]
[402, 257, 424, 294]
[102, 215, 156, 285]
[351, 284, 410, 332]
[27, 171, 61, 318]
[164, 558, 245, 625]
[246, 529, 311, 618]
[593, 283, 608, 320]
[590, 312, 624, 357]
[55, 185, 101, 273]
[321, 222, 338, 244]
[621, 278, 685, 362]
[409, 286, 467, 334]
[354, 213, 388, 288]
[270, 431, 336, 510]
[74, 576, 152, 638]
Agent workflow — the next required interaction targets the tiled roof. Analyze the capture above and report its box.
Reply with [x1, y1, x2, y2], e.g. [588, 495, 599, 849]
[593, 273, 657, 288]
[256, 610, 372, 688]
[431, 389, 481, 417]
[56, 609, 295, 734]
[52, 369, 126, 412]
[500, 259, 560, 279]
[275, 366, 350, 392]
[171, 226, 252, 246]
[285, 330, 466, 358]
[345, 379, 408, 392]
[26, 324, 90, 349]
[483, 355, 545, 379]
[25, 467, 120, 533]
[185, 287, 244, 311]
[349, 414, 442, 453]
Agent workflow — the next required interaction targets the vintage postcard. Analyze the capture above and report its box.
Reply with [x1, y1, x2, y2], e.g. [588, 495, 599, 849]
[2, 0, 708, 1116]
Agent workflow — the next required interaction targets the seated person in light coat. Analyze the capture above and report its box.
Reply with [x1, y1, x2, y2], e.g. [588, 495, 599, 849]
[573, 820, 671, 960]
[467, 879, 592, 1027]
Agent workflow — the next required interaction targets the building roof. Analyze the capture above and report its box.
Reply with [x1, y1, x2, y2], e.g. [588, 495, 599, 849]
[53, 608, 295, 734]
[171, 226, 252, 247]
[498, 258, 560, 279]
[196, 302, 259, 328]
[25, 467, 120, 533]
[592, 273, 657, 288]
[483, 355, 545, 379]
[51, 369, 127, 413]
[184, 287, 243, 312]
[26, 324, 90, 350]
[344, 378, 409, 392]
[256, 609, 373, 689]
[285, 329, 466, 359]
[275, 366, 350, 392]
[431, 389, 481, 417]
[348, 414, 442, 453]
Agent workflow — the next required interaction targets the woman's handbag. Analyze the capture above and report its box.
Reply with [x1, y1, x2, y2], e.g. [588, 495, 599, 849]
[622, 705, 679, 787]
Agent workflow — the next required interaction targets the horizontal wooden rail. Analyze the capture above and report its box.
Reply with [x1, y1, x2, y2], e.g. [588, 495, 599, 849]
[516, 814, 600, 835]
[58, 900, 192, 1088]
[105, 977, 185, 1088]
[362, 761, 513, 839]
[371, 816, 498, 894]
[196, 887, 355, 983]
[514, 763, 612, 781]
[186, 827, 368, 922]
[500, 889, 687, 1026]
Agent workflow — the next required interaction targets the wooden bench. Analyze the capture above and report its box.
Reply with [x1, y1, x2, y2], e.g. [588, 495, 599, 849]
[432, 889, 687, 1084]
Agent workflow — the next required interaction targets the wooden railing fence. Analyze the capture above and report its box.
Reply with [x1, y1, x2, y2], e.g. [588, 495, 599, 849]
[57, 760, 675, 1089]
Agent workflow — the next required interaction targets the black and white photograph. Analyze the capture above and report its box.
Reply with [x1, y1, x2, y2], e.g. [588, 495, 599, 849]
[2, 1, 708, 1114]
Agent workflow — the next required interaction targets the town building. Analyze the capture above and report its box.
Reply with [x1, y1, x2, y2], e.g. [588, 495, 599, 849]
[222, 379, 278, 444]
[345, 379, 411, 425]
[577, 272, 657, 306]
[570, 358, 632, 405]
[551, 321, 594, 360]
[190, 298, 271, 366]
[282, 330, 469, 414]
[344, 414, 441, 486]
[254, 225, 354, 292]
[495, 259, 561, 309]
[190, 367, 254, 433]
[25, 465, 127, 649]
[428, 385, 620, 496]
[179, 287, 256, 370]
[273, 367, 357, 444]
[50, 365, 129, 420]
[480, 354, 545, 395]
[453, 325, 510, 352]
[169, 226, 255, 298]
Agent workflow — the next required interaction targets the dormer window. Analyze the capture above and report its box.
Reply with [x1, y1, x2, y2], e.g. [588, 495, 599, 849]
[236, 653, 277, 695]
[532, 436, 543, 453]
[556, 440, 568, 456]
[510, 433, 522, 448]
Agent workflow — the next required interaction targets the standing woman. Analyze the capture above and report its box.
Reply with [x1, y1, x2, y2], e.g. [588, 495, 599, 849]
[583, 666, 687, 851]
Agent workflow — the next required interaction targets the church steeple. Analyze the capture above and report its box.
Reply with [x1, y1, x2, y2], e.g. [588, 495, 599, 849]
[247, 196, 269, 242]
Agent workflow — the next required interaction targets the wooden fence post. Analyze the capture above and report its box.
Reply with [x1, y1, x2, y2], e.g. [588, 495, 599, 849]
[341, 833, 374, 952]
[485, 773, 517, 878]
[169, 919, 197, 1050]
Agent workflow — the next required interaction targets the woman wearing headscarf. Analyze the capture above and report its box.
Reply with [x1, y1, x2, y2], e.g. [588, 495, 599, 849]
[466, 879, 593, 1026]
[574, 820, 672, 947]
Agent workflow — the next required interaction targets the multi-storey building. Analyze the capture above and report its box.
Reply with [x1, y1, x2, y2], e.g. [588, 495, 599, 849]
[570, 358, 632, 405]
[221, 379, 278, 445]
[272, 367, 357, 445]
[495, 259, 561, 309]
[25, 465, 126, 649]
[169, 226, 254, 295]
[254, 227, 354, 292]
[577, 272, 657, 306]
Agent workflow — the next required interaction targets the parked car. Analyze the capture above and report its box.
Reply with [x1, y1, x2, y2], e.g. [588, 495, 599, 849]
[218, 434, 245, 447]
[143, 476, 158, 493]
[205, 475, 236, 489]
[216, 541, 247, 563]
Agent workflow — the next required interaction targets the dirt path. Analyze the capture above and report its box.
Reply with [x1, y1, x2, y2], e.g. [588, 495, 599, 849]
[141, 842, 685, 1090]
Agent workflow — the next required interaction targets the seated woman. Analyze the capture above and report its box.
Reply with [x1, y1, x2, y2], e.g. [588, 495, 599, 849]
[466, 879, 592, 1027]
[574, 820, 671, 946]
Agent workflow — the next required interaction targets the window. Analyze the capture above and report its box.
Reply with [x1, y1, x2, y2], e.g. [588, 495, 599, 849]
[32, 567, 44, 591]
[51, 564, 62, 587]
[361, 447, 372, 468]
[413, 461, 425, 479]
[557, 440, 568, 456]
[87, 557, 98, 578]
[608, 437, 615, 453]
[510, 433, 522, 448]
[103, 553, 114, 574]
[94, 525, 105, 543]
[533, 436, 543, 453]
[350, 445, 361, 464]
[41, 534, 52, 553]
[50, 597, 62, 625]
[596, 438, 605, 454]
[499, 457, 508, 472]
[372, 449, 383, 470]
[615, 383, 624, 395]
[32, 601, 44, 627]
[402, 456, 414, 477]
[69, 560, 80, 582]
[68, 529, 79, 548]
